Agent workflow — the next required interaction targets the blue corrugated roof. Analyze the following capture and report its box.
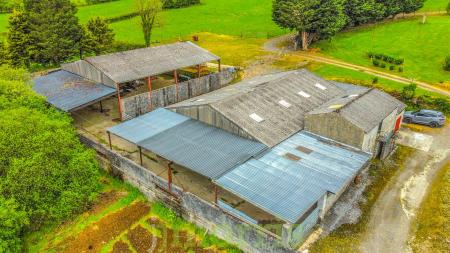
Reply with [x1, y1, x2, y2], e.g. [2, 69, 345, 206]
[108, 108, 268, 179]
[138, 119, 268, 179]
[33, 70, 116, 112]
[108, 108, 190, 144]
[215, 131, 371, 224]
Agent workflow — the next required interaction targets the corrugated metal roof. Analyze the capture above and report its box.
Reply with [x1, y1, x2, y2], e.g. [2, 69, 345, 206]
[138, 119, 268, 179]
[170, 69, 346, 147]
[108, 108, 190, 144]
[83, 41, 219, 83]
[216, 131, 371, 224]
[32, 70, 116, 112]
[308, 89, 406, 132]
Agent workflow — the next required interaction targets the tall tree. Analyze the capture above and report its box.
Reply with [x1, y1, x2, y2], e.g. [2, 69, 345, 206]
[273, 0, 347, 50]
[136, 0, 163, 47]
[7, 9, 31, 67]
[344, 0, 385, 27]
[24, 0, 83, 65]
[82, 17, 115, 56]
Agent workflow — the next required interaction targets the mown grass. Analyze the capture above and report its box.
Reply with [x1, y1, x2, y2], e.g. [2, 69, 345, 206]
[419, 0, 449, 12]
[313, 16, 450, 86]
[410, 162, 450, 253]
[309, 146, 414, 253]
[310, 64, 449, 100]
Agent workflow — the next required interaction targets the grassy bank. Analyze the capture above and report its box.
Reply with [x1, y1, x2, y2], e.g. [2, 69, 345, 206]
[25, 172, 242, 253]
[410, 162, 450, 253]
[309, 147, 414, 253]
[313, 16, 450, 86]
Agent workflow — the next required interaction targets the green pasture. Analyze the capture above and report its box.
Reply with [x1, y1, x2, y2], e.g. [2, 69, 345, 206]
[419, 0, 449, 12]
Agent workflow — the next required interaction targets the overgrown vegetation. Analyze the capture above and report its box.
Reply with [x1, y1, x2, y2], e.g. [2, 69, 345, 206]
[410, 163, 450, 253]
[0, 66, 101, 252]
[310, 146, 414, 253]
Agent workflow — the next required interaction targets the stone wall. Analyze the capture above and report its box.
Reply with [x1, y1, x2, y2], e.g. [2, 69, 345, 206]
[121, 68, 236, 120]
[80, 135, 296, 253]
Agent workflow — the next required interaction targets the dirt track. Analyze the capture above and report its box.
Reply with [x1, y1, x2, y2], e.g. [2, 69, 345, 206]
[360, 124, 450, 253]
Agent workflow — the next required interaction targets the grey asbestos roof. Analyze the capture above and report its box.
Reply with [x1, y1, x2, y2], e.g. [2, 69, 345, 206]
[108, 108, 267, 179]
[33, 70, 116, 112]
[170, 69, 346, 147]
[308, 88, 406, 132]
[84, 41, 219, 83]
[216, 131, 371, 224]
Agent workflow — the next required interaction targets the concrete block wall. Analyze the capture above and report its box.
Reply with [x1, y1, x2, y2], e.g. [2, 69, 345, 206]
[121, 68, 236, 120]
[80, 135, 296, 253]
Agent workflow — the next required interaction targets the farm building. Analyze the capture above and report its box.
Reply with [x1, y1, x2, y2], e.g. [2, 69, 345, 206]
[106, 69, 404, 248]
[305, 83, 406, 159]
[33, 41, 227, 120]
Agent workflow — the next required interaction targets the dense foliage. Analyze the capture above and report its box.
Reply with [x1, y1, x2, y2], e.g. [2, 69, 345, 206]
[0, 0, 21, 13]
[444, 56, 450, 71]
[82, 17, 115, 56]
[0, 66, 101, 250]
[164, 0, 200, 9]
[273, 0, 426, 49]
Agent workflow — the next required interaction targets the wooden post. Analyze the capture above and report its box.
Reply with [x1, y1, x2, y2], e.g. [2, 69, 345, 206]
[197, 65, 201, 78]
[167, 162, 173, 192]
[147, 76, 153, 111]
[214, 185, 218, 204]
[107, 131, 112, 150]
[139, 146, 143, 166]
[218, 59, 221, 72]
[173, 70, 179, 102]
[116, 83, 123, 121]
[99, 101, 103, 113]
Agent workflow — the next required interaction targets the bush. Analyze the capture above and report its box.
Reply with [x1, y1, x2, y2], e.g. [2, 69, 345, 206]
[389, 65, 395, 71]
[0, 197, 29, 253]
[367, 52, 374, 58]
[380, 63, 386, 68]
[0, 66, 101, 233]
[373, 59, 380, 66]
[374, 53, 383, 60]
[444, 56, 450, 71]
[164, 0, 200, 9]
[398, 66, 404, 72]
[447, 2, 450, 15]
[372, 77, 378, 84]
[395, 58, 404, 65]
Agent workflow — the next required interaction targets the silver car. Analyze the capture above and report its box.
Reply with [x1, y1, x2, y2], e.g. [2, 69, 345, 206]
[403, 109, 446, 127]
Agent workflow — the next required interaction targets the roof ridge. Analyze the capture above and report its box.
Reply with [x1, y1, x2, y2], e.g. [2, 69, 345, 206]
[336, 88, 374, 113]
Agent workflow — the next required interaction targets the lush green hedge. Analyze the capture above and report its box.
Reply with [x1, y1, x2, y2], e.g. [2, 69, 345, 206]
[164, 0, 200, 9]
[0, 66, 101, 251]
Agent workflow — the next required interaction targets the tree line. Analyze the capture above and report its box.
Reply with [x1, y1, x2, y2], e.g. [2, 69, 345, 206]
[273, 0, 427, 50]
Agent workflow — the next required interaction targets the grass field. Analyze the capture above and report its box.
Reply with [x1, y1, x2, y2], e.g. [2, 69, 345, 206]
[410, 163, 450, 253]
[109, 0, 285, 43]
[314, 16, 450, 86]
[310, 64, 449, 99]
[419, 0, 449, 12]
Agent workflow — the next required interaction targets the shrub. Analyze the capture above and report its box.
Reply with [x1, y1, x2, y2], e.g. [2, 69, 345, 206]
[389, 65, 395, 71]
[444, 56, 450, 71]
[380, 63, 386, 68]
[447, 2, 450, 15]
[374, 54, 383, 60]
[373, 59, 380, 66]
[367, 52, 374, 58]
[398, 66, 404, 72]
[395, 58, 404, 65]
[372, 77, 378, 84]
[0, 197, 29, 253]
[164, 0, 200, 9]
